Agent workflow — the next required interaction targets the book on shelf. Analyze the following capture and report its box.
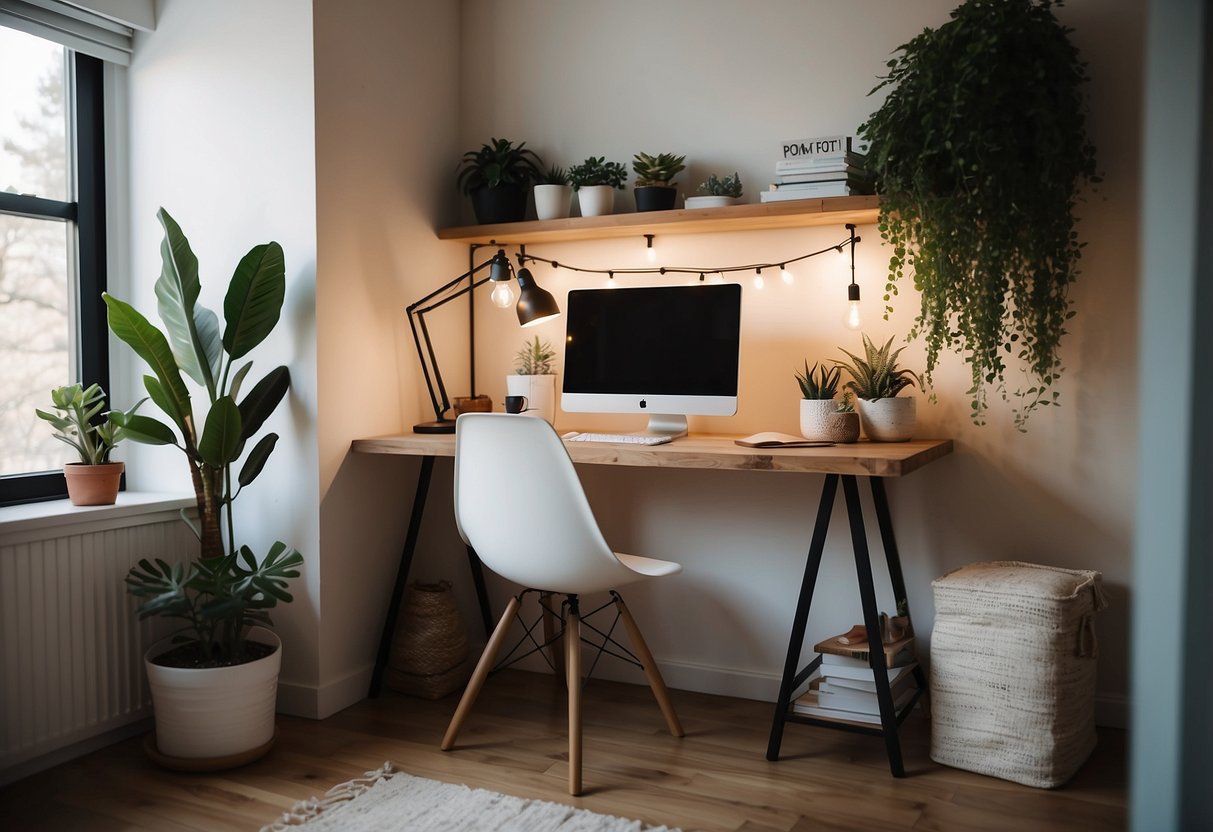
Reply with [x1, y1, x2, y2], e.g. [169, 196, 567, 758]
[815, 628, 915, 667]
[792, 688, 911, 725]
[815, 677, 917, 717]
[815, 659, 919, 684]
[821, 669, 917, 694]
[760, 183, 872, 201]
[775, 152, 867, 172]
[780, 134, 869, 160]
[772, 179, 872, 193]
[735, 432, 833, 449]
[776, 167, 869, 184]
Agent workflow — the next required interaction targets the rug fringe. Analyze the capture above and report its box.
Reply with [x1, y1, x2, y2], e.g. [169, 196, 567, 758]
[260, 762, 399, 831]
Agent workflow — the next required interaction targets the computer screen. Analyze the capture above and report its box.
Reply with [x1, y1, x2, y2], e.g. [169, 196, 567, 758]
[561, 284, 742, 436]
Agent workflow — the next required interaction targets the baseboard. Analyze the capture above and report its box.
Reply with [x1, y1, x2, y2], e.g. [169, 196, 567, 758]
[0, 718, 152, 787]
[277, 664, 374, 720]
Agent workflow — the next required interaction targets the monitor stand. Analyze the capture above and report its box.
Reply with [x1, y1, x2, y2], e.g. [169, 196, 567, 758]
[641, 414, 689, 440]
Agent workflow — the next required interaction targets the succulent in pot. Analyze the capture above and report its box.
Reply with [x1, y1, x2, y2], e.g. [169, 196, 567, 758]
[456, 137, 543, 224]
[35, 383, 141, 505]
[795, 362, 858, 443]
[686, 172, 744, 209]
[568, 156, 628, 217]
[534, 164, 573, 221]
[632, 151, 686, 212]
[834, 334, 921, 442]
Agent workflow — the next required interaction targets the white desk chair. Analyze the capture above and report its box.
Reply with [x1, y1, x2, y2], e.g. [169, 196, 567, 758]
[441, 412, 684, 795]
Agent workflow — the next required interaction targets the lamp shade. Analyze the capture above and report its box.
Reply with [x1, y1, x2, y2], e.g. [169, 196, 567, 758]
[515, 268, 561, 327]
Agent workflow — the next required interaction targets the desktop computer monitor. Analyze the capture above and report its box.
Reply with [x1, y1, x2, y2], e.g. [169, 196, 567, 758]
[561, 283, 742, 437]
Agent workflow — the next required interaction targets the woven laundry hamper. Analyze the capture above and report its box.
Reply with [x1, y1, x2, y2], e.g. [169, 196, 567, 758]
[929, 561, 1107, 788]
[386, 581, 470, 699]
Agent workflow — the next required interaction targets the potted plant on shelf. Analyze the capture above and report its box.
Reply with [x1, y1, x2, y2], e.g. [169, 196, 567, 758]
[456, 137, 543, 224]
[686, 172, 744, 209]
[834, 334, 921, 442]
[568, 156, 627, 217]
[507, 336, 557, 424]
[103, 207, 302, 768]
[534, 164, 573, 221]
[631, 152, 686, 212]
[857, 0, 1098, 430]
[794, 363, 859, 443]
[35, 383, 139, 506]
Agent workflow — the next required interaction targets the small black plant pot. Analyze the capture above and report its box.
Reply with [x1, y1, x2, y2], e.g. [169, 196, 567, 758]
[634, 186, 678, 213]
[471, 184, 528, 224]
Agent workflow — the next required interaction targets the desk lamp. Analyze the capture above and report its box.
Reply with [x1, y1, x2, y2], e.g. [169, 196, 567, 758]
[407, 249, 560, 434]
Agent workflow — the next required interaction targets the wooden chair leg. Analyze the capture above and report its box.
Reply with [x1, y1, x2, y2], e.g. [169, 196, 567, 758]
[613, 593, 684, 738]
[566, 604, 583, 796]
[441, 594, 521, 751]
[540, 592, 565, 682]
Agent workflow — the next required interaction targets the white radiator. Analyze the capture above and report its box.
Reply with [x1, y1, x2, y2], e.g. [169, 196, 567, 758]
[0, 496, 196, 780]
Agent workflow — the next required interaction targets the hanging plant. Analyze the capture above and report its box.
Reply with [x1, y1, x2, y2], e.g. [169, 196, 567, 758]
[857, 0, 1099, 429]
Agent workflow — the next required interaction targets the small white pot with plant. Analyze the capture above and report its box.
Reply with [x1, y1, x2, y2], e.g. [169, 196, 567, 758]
[533, 164, 573, 221]
[835, 334, 922, 442]
[685, 172, 744, 209]
[36, 383, 141, 506]
[569, 156, 627, 217]
[507, 336, 557, 424]
[795, 362, 859, 443]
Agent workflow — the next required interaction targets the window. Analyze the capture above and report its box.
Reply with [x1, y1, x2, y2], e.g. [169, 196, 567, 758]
[0, 24, 107, 505]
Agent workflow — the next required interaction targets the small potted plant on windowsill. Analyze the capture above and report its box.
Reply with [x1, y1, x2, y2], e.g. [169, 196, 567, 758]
[834, 334, 922, 442]
[686, 172, 744, 209]
[534, 164, 573, 221]
[632, 152, 686, 212]
[456, 137, 543, 225]
[795, 362, 859, 443]
[507, 336, 557, 424]
[36, 383, 139, 506]
[568, 156, 627, 217]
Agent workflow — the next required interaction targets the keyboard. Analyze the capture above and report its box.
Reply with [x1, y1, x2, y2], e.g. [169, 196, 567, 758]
[564, 432, 674, 446]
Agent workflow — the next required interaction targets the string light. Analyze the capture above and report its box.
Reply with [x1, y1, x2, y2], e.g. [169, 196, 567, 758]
[644, 234, 657, 263]
[780, 263, 795, 285]
[753, 268, 765, 290]
[843, 223, 863, 330]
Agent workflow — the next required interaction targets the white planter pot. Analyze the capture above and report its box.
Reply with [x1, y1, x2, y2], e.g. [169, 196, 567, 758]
[859, 397, 916, 442]
[685, 195, 743, 209]
[576, 185, 615, 217]
[506, 374, 557, 424]
[145, 626, 281, 761]
[533, 184, 573, 220]
[800, 399, 860, 443]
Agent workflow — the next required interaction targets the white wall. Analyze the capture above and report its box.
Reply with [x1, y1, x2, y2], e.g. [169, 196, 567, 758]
[119, 0, 320, 707]
[435, 0, 1143, 722]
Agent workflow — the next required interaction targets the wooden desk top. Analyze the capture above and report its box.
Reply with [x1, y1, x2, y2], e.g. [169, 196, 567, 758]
[352, 433, 953, 478]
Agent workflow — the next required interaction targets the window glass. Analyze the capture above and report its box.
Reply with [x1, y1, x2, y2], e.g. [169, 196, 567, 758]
[0, 26, 69, 202]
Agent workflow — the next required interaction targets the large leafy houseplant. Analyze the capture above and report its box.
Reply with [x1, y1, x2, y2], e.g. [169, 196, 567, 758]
[104, 208, 301, 666]
[456, 137, 543, 224]
[857, 0, 1098, 429]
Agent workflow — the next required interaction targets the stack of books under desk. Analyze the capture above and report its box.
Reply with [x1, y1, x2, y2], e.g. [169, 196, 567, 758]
[792, 628, 918, 726]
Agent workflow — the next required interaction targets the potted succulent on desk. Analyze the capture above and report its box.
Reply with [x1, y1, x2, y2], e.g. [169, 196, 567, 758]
[456, 137, 543, 224]
[568, 156, 627, 217]
[534, 164, 573, 221]
[632, 152, 686, 212]
[507, 336, 558, 424]
[834, 334, 922, 442]
[686, 172, 744, 209]
[795, 362, 859, 444]
[104, 207, 302, 768]
[36, 383, 140, 505]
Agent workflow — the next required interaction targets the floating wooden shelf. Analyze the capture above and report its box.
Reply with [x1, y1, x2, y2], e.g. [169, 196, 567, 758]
[436, 195, 880, 245]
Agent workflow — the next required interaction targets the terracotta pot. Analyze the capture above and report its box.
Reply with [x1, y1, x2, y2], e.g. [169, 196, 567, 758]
[64, 461, 124, 506]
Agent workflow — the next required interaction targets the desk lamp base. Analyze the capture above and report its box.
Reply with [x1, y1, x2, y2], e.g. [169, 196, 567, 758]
[413, 419, 456, 434]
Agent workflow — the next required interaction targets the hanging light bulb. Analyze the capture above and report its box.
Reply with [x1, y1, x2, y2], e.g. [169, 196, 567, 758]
[644, 234, 657, 263]
[607, 270, 618, 288]
[780, 263, 794, 285]
[844, 282, 862, 330]
[490, 280, 515, 309]
[753, 268, 765, 290]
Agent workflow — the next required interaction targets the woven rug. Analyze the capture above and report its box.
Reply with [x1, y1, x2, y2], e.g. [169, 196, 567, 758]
[260, 763, 680, 832]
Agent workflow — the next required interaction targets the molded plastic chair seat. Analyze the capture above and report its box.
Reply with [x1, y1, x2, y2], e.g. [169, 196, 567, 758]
[442, 412, 684, 796]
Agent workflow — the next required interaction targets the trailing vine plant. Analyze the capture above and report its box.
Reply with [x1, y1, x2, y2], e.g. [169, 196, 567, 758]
[857, 0, 1099, 429]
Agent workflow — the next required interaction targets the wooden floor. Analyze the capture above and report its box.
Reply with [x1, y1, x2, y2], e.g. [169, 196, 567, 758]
[0, 670, 1126, 831]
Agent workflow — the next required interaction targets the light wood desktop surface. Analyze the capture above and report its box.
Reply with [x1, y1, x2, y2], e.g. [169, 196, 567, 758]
[351, 433, 952, 478]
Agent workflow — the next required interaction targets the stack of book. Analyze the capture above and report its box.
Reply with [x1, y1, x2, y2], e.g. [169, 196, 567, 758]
[760, 135, 873, 202]
[792, 625, 918, 724]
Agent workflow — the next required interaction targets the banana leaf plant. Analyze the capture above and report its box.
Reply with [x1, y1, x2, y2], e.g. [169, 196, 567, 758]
[104, 208, 302, 665]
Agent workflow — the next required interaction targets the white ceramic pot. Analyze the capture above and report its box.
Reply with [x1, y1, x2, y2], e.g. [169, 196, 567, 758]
[144, 626, 281, 760]
[506, 374, 557, 424]
[800, 400, 860, 443]
[576, 185, 615, 217]
[533, 184, 573, 220]
[685, 195, 743, 209]
[859, 397, 916, 442]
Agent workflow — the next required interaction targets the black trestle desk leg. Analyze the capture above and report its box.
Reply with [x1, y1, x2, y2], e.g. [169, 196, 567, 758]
[369, 455, 435, 698]
[842, 474, 906, 777]
[767, 473, 839, 761]
[465, 545, 494, 638]
[870, 477, 927, 692]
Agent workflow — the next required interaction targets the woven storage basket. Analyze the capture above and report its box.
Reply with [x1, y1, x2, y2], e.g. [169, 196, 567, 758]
[386, 581, 470, 699]
[929, 561, 1107, 788]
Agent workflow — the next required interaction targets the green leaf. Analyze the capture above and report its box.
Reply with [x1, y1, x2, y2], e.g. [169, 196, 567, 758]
[143, 375, 186, 435]
[110, 412, 178, 446]
[104, 294, 192, 423]
[154, 208, 217, 394]
[237, 432, 279, 488]
[198, 395, 242, 467]
[238, 366, 290, 441]
[223, 242, 285, 359]
[228, 360, 253, 401]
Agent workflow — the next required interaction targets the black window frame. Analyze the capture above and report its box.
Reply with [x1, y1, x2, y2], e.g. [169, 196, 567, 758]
[0, 52, 111, 506]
